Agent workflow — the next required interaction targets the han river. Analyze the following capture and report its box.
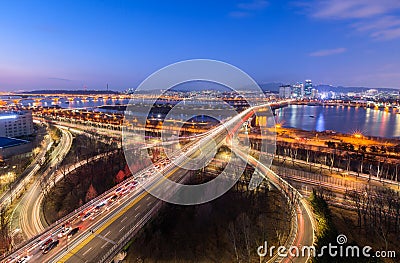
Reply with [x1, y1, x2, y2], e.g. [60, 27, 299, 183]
[275, 105, 400, 139]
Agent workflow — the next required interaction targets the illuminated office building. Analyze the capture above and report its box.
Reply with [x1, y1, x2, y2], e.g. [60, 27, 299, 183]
[0, 110, 34, 137]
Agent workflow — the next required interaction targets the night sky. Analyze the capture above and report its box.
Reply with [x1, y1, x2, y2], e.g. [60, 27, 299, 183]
[1, 0, 400, 91]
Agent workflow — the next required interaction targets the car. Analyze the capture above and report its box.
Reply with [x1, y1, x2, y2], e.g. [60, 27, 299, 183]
[40, 238, 53, 250]
[43, 240, 59, 254]
[4, 255, 19, 263]
[109, 194, 118, 202]
[95, 202, 106, 210]
[57, 226, 72, 238]
[67, 227, 79, 239]
[16, 256, 31, 263]
[81, 212, 92, 221]
[120, 188, 130, 195]
[115, 187, 123, 194]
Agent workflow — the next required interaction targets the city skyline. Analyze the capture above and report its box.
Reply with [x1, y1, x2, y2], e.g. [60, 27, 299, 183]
[1, 0, 400, 91]
[1, 2, 400, 262]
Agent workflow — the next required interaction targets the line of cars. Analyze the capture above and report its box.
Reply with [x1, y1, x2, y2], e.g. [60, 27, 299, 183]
[4, 161, 167, 263]
[80, 180, 139, 222]
[4, 225, 80, 263]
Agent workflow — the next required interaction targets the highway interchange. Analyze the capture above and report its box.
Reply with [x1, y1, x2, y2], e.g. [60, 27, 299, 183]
[2, 100, 397, 263]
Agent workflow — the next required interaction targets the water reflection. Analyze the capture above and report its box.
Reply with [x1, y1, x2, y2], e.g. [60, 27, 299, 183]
[316, 113, 325, 132]
[275, 105, 400, 138]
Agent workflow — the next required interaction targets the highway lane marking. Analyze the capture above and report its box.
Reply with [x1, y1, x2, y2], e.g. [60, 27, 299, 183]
[134, 204, 141, 211]
[58, 151, 191, 262]
[82, 247, 92, 256]
[147, 202, 152, 207]
[119, 226, 126, 233]
[101, 242, 109, 249]
[104, 230, 111, 237]
[135, 213, 140, 218]
[121, 216, 128, 223]
[146, 196, 151, 201]
[46, 122, 230, 262]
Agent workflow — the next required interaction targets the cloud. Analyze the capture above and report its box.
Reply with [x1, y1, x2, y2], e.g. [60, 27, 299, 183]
[309, 47, 347, 57]
[229, 0, 268, 18]
[310, 0, 400, 20]
[351, 16, 400, 40]
[371, 27, 400, 40]
[48, 77, 72, 82]
[296, 0, 400, 40]
[352, 16, 400, 32]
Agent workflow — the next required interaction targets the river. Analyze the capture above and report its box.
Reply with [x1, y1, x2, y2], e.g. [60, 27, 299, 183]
[275, 105, 400, 139]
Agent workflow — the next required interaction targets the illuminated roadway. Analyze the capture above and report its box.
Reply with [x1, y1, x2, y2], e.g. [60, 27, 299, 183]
[54, 105, 261, 263]
[12, 128, 73, 238]
[0, 126, 51, 210]
[231, 145, 316, 263]
[2, 100, 309, 263]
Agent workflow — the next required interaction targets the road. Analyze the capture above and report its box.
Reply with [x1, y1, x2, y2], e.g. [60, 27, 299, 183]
[53, 114, 240, 263]
[56, 160, 192, 263]
[0, 127, 51, 209]
[5, 137, 203, 263]
[275, 154, 400, 189]
[2, 101, 302, 263]
[231, 145, 315, 263]
[11, 128, 73, 238]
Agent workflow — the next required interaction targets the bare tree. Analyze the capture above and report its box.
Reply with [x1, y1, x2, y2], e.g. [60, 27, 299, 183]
[228, 222, 240, 262]
[0, 207, 11, 253]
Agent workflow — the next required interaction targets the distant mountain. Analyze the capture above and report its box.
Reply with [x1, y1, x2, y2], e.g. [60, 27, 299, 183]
[315, 85, 399, 93]
[170, 81, 230, 92]
[259, 82, 284, 92]
[258, 83, 399, 93]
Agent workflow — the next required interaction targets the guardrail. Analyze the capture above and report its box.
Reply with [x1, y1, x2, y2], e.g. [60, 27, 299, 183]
[1, 132, 199, 261]
[97, 161, 195, 263]
[2, 102, 289, 261]
[1, 151, 124, 260]
[230, 145, 316, 263]
[98, 201, 163, 263]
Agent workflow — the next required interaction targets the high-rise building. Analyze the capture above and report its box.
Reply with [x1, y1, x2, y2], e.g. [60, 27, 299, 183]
[0, 110, 34, 138]
[304, 80, 313, 97]
[311, 88, 318, 98]
[292, 83, 304, 98]
[279, 85, 292, 98]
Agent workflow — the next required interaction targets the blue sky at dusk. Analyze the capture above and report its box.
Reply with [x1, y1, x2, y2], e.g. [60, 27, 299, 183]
[1, 0, 400, 91]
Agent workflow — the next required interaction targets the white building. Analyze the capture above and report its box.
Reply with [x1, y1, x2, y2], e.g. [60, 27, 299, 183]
[311, 88, 318, 98]
[0, 110, 34, 138]
[279, 85, 292, 99]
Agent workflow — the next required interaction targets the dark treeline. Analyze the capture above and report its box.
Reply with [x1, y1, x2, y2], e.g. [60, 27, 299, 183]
[126, 153, 292, 263]
[310, 190, 381, 263]
[345, 187, 400, 250]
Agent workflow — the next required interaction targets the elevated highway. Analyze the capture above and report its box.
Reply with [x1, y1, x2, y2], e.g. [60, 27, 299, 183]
[1, 100, 309, 263]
